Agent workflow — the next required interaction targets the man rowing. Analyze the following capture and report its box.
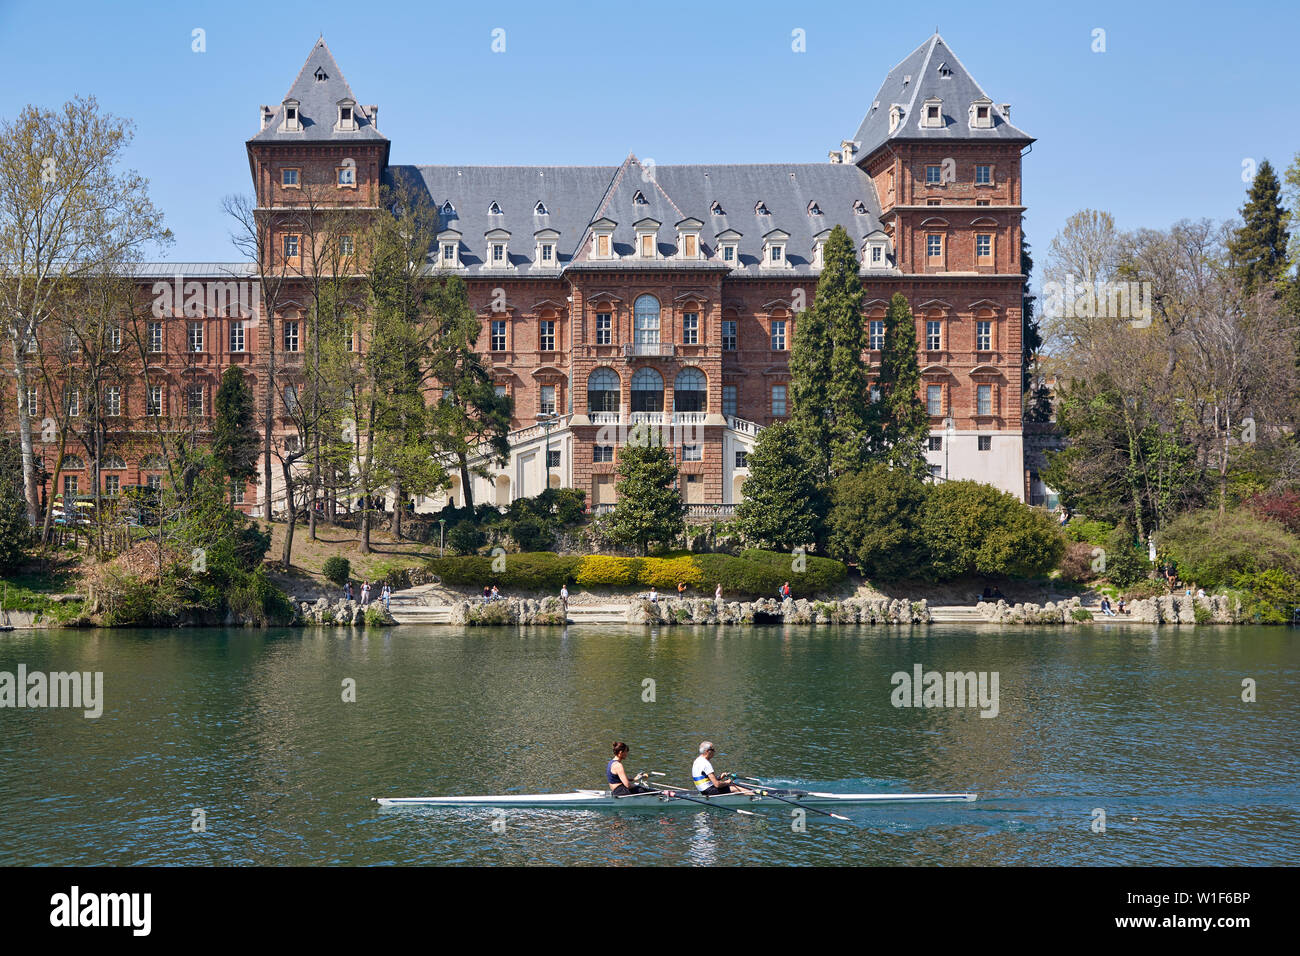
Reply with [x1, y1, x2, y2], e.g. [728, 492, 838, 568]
[691, 741, 753, 796]
[607, 742, 655, 796]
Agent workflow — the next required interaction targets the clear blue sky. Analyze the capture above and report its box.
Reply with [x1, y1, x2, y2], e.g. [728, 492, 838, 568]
[2, 0, 1296, 267]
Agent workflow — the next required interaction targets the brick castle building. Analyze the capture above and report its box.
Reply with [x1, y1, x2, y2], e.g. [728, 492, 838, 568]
[15, 33, 1033, 515]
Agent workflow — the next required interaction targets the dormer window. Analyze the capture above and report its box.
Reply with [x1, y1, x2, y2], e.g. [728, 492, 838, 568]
[484, 228, 512, 270]
[889, 105, 904, 133]
[533, 229, 560, 270]
[715, 229, 741, 268]
[922, 97, 944, 129]
[590, 218, 617, 260]
[812, 231, 830, 269]
[438, 229, 462, 269]
[675, 218, 703, 260]
[335, 98, 357, 132]
[761, 229, 790, 269]
[807, 201, 822, 216]
[755, 201, 770, 216]
[634, 218, 660, 259]
[853, 200, 867, 215]
[937, 62, 952, 77]
[534, 201, 548, 215]
[281, 99, 301, 132]
[441, 200, 456, 217]
[488, 201, 503, 216]
[710, 201, 725, 216]
[640, 235, 655, 257]
[969, 97, 994, 130]
[864, 238, 888, 270]
[633, 190, 648, 206]
[314, 67, 329, 82]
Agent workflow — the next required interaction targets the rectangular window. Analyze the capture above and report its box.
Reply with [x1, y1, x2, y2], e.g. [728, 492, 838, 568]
[593, 445, 614, 463]
[869, 320, 884, 350]
[595, 312, 612, 345]
[975, 165, 992, 185]
[770, 320, 786, 351]
[926, 321, 941, 351]
[927, 235, 943, 258]
[928, 436, 943, 452]
[771, 385, 787, 417]
[722, 245, 735, 262]
[337, 166, 355, 186]
[927, 199, 941, 206]
[978, 384, 992, 416]
[26, 387, 39, 416]
[976, 235, 992, 260]
[722, 384, 737, 418]
[147, 385, 163, 417]
[976, 321, 992, 351]
[870, 245, 883, 264]
[640, 234, 654, 257]
[492, 244, 505, 263]
[284, 234, 299, 258]
[491, 320, 506, 351]
[146, 474, 162, 491]
[682, 312, 698, 345]
[929, 464, 942, 478]
[722, 320, 737, 351]
[64, 330, 80, 353]
[188, 321, 204, 352]
[234, 485, 245, 504]
[282, 168, 299, 187]
[978, 435, 992, 451]
[976, 200, 991, 206]
[283, 321, 299, 352]
[597, 235, 610, 257]
[539, 320, 555, 351]
[870, 385, 881, 403]
[769, 245, 783, 263]
[683, 235, 697, 257]
[927, 385, 943, 416]
[540, 385, 556, 416]
[105, 385, 121, 417]
[547, 449, 561, 469]
[683, 445, 702, 462]
[230, 321, 245, 353]
[187, 385, 204, 417]
[104, 474, 120, 496]
[442, 243, 456, 262]
[110, 326, 122, 351]
[63, 475, 78, 498]
[735, 450, 748, 468]
[340, 235, 354, 256]
[65, 388, 79, 417]
[148, 321, 163, 353]
[926, 165, 942, 184]
[284, 385, 299, 415]
[494, 385, 508, 399]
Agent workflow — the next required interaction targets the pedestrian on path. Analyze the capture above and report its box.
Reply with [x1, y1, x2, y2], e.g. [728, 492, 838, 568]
[381, 583, 391, 611]
[361, 581, 371, 606]
[560, 584, 569, 616]
[344, 581, 353, 602]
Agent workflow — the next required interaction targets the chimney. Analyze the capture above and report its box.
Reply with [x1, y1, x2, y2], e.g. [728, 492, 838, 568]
[828, 149, 842, 164]
[367, 105, 379, 129]
[260, 105, 274, 131]
[999, 103, 1011, 120]
[840, 139, 859, 164]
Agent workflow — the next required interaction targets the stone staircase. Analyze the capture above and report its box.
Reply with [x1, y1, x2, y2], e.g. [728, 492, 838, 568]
[928, 605, 989, 624]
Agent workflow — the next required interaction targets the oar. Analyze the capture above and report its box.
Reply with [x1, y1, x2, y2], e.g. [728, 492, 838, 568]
[645, 781, 758, 816]
[733, 776, 851, 822]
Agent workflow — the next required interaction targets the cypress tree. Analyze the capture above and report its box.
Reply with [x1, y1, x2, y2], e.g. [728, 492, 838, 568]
[605, 433, 685, 555]
[735, 420, 827, 551]
[212, 367, 259, 502]
[876, 293, 929, 476]
[1229, 159, 1290, 295]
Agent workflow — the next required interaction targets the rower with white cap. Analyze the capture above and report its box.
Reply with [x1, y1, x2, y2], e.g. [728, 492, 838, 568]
[691, 741, 753, 796]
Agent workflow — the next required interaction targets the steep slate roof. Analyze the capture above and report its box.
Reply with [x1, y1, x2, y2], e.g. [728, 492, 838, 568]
[249, 38, 386, 144]
[851, 33, 1032, 153]
[388, 156, 887, 277]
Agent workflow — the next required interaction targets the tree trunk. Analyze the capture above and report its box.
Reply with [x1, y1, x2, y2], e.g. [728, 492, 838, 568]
[280, 461, 297, 568]
[10, 339, 39, 525]
[391, 480, 402, 537]
[458, 453, 475, 510]
[360, 504, 371, 555]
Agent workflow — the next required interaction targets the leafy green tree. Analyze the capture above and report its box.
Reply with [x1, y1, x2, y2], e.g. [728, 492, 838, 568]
[735, 420, 827, 551]
[827, 464, 927, 578]
[0, 438, 32, 573]
[875, 293, 929, 475]
[605, 434, 685, 555]
[920, 480, 1064, 580]
[212, 367, 259, 502]
[1229, 159, 1290, 295]
[1020, 232, 1052, 422]
[1159, 506, 1300, 591]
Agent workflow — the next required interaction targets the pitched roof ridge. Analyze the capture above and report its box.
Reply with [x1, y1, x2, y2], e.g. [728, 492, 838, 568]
[901, 34, 941, 118]
[571, 158, 632, 258]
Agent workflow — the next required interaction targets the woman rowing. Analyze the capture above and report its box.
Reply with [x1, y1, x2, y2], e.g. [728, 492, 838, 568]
[607, 742, 654, 796]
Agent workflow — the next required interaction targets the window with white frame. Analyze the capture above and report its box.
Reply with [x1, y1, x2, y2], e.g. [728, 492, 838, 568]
[928, 436, 943, 451]
[540, 385, 556, 416]
[735, 450, 748, 468]
[337, 165, 355, 187]
[187, 385, 204, 417]
[976, 321, 992, 350]
[492, 243, 505, 264]
[771, 384, 787, 417]
[593, 445, 614, 463]
[975, 164, 992, 185]
[927, 235, 943, 258]
[770, 320, 786, 351]
[926, 320, 941, 351]
[283, 320, 299, 352]
[633, 295, 660, 346]
[284, 385, 299, 415]
[926, 165, 942, 184]
[26, 386, 39, 415]
[63, 475, 78, 498]
[442, 242, 458, 264]
[282, 168, 299, 187]
[595, 312, 612, 345]
[148, 321, 163, 353]
[64, 387, 79, 417]
[491, 320, 506, 351]
[870, 385, 881, 403]
[147, 385, 163, 417]
[976, 235, 993, 261]
[104, 474, 120, 496]
[539, 320, 555, 351]
[977, 384, 993, 415]
[682, 312, 698, 345]
[683, 445, 702, 462]
[869, 320, 884, 350]
[926, 385, 943, 416]
[188, 321, 204, 352]
[110, 325, 121, 351]
[284, 234, 299, 258]
[340, 235, 354, 256]
[230, 321, 245, 353]
[105, 385, 121, 417]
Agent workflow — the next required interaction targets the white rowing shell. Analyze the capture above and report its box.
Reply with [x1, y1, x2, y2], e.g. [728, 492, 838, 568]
[373, 789, 977, 809]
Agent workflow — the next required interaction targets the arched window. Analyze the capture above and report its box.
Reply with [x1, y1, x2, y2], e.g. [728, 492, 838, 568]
[140, 455, 166, 470]
[630, 367, 663, 412]
[101, 455, 127, 470]
[674, 367, 707, 412]
[587, 367, 621, 413]
[62, 455, 85, 470]
[633, 295, 660, 346]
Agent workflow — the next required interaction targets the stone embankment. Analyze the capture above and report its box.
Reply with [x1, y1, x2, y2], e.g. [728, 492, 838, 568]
[976, 594, 1241, 624]
[624, 596, 930, 626]
[295, 597, 397, 626]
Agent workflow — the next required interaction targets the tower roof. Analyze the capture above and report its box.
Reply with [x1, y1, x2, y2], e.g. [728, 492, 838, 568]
[851, 33, 1032, 154]
[250, 37, 386, 144]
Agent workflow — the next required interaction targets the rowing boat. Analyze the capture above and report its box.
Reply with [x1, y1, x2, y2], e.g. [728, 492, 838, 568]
[372, 788, 977, 809]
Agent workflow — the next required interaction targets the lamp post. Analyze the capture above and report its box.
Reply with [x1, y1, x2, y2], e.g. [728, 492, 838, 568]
[536, 412, 558, 493]
[944, 417, 954, 481]
[439, 518, 446, 558]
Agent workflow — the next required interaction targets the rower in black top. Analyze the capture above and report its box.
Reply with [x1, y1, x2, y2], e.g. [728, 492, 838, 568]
[607, 742, 654, 796]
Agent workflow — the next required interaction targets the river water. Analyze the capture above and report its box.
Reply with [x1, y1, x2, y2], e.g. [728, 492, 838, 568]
[0, 624, 1295, 866]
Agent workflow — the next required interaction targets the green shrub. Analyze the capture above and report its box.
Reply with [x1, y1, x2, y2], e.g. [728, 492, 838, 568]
[1102, 527, 1148, 587]
[1193, 603, 1213, 624]
[1070, 607, 1093, 622]
[364, 604, 391, 627]
[1064, 519, 1114, 547]
[1231, 568, 1300, 624]
[427, 553, 578, 592]
[574, 555, 642, 587]
[227, 568, 295, 626]
[1160, 508, 1300, 591]
[322, 556, 351, 587]
[508, 517, 550, 552]
[466, 601, 515, 625]
[447, 520, 484, 555]
[638, 555, 704, 590]
[738, 549, 847, 593]
[827, 465, 927, 578]
[919, 481, 1064, 580]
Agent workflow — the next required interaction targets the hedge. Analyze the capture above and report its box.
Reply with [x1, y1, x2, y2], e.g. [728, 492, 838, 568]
[425, 550, 847, 598]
